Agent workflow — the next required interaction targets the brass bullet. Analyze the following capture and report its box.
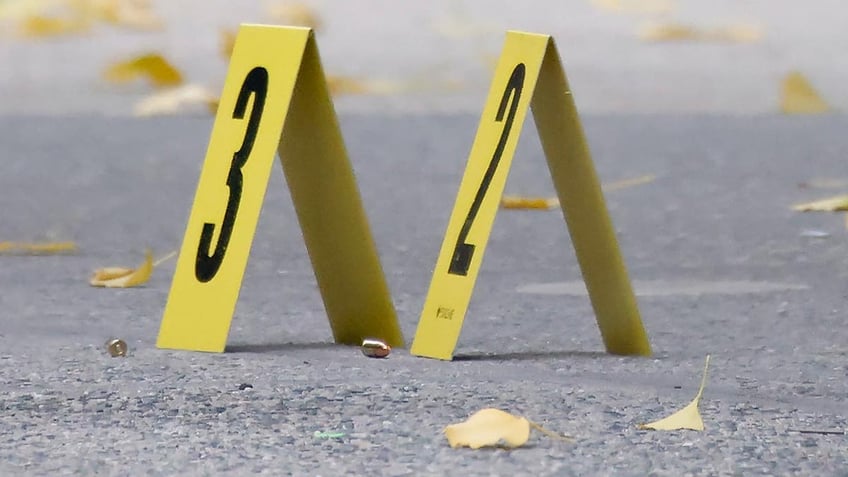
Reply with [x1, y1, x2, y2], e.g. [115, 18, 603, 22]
[106, 338, 128, 357]
[361, 339, 390, 358]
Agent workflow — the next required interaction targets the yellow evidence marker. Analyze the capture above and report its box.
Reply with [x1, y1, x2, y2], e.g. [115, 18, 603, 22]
[157, 25, 403, 352]
[410, 31, 651, 360]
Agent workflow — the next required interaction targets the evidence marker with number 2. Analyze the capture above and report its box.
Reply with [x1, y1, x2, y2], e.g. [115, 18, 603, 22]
[157, 25, 403, 353]
[410, 31, 651, 360]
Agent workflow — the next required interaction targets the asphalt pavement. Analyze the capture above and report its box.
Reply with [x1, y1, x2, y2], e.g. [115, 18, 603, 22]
[1, 113, 847, 475]
[2, 0, 848, 475]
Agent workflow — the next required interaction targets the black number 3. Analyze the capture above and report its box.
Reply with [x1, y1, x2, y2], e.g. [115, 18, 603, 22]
[448, 63, 525, 276]
[195, 67, 268, 282]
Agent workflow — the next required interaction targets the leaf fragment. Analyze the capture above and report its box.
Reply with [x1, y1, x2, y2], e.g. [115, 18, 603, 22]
[639, 355, 711, 431]
[791, 195, 848, 212]
[603, 174, 656, 192]
[444, 408, 572, 449]
[133, 84, 217, 117]
[219, 28, 237, 59]
[639, 23, 761, 43]
[501, 196, 559, 210]
[18, 14, 90, 37]
[445, 408, 530, 449]
[0, 0, 53, 21]
[780, 71, 830, 114]
[0, 241, 78, 255]
[592, 0, 675, 14]
[95, 0, 163, 31]
[266, 2, 321, 30]
[90, 249, 154, 288]
[103, 52, 183, 88]
[501, 175, 655, 210]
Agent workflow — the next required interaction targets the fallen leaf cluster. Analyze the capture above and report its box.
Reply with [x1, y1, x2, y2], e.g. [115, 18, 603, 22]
[445, 356, 711, 449]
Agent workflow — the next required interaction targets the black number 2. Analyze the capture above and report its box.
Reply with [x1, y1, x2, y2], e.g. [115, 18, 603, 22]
[448, 63, 526, 276]
[195, 67, 268, 282]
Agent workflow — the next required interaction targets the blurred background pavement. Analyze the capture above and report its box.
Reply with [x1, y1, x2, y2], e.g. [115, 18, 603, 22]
[1, 0, 846, 116]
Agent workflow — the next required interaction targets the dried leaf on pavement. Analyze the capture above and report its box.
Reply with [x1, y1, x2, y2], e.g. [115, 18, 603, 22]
[592, 0, 675, 14]
[0, 0, 53, 21]
[501, 196, 559, 210]
[220, 28, 237, 59]
[445, 408, 572, 449]
[501, 175, 655, 210]
[639, 23, 762, 43]
[639, 355, 711, 431]
[791, 195, 848, 212]
[266, 2, 321, 30]
[780, 71, 830, 114]
[89, 249, 174, 288]
[133, 84, 217, 116]
[103, 52, 183, 88]
[18, 14, 91, 37]
[603, 174, 656, 192]
[0, 241, 78, 255]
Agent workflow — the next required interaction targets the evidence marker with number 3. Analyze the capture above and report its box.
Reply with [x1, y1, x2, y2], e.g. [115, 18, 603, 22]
[157, 25, 403, 353]
[410, 31, 651, 360]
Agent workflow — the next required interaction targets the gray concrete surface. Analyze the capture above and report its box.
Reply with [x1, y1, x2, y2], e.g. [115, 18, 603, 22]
[1, 0, 847, 115]
[1, 114, 847, 475]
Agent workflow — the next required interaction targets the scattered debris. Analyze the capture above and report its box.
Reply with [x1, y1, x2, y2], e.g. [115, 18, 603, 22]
[444, 408, 572, 449]
[18, 14, 90, 37]
[780, 71, 830, 114]
[502, 175, 655, 210]
[791, 195, 848, 212]
[103, 52, 183, 89]
[106, 338, 128, 357]
[639, 23, 762, 43]
[361, 339, 391, 358]
[219, 28, 237, 59]
[0, 241, 78, 255]
[501, 196, 559, 210]
[313, 430, 346, 439]
[267, 2, 321, 30]
[603, 174, 656, 192]
[591, 0, 675, 15]
[133, 84, 217, 117]
[639, 355, 711, 431]
[90, 249, 155, 287]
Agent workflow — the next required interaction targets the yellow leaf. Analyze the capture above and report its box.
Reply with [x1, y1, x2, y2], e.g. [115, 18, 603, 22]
[220, 28, 237, 59]
[327, 76, 369, 96]
[791, 195, 848, 212]
[0, 241, 78, 255]
[501, 196, 559, 210]
[68, 0, 119, 22]
[103, 53, 183, 88]
[90, 249, 155, 288]
[591, 0, 675, 14]
[501, 175, 655, 210]
[780, 71, 830, 114]
[639, 23, 761, 43]
[639, 355, 711, 431]
[445, 409, 531, 449]
[603, 174, 656, 192]
[0, 0, 54, 21]
[18, 14, 90, 37]
[444, 408, 573, 449]
[133, 84, 217, 117]
[266, 2, 321, 30]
